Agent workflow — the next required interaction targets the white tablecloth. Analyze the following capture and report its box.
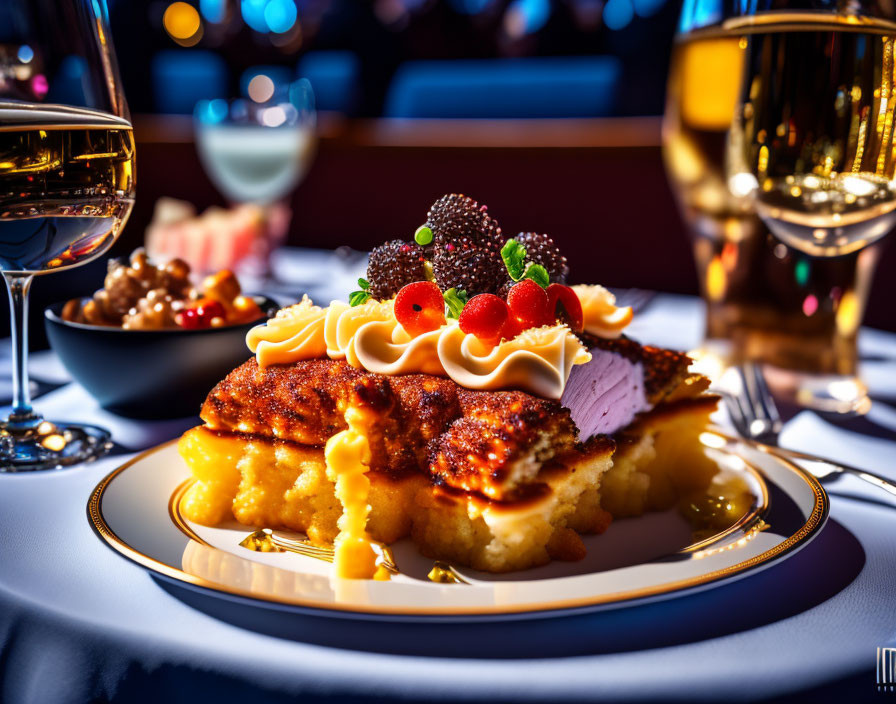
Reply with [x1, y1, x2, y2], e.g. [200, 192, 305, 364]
[1, 292, 895, 704]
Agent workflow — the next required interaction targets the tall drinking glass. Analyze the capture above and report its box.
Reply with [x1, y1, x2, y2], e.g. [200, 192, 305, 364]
[0, 0, 136, 470]
[664, 0, 891, 413]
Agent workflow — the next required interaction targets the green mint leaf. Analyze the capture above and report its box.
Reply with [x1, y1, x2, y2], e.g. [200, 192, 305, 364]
[357, 278, 370, 290]
[522, 263, 549, 288]
[443, 288, 469, 320]
[349, 290, 371, 307]
[501, 240, 527, 281]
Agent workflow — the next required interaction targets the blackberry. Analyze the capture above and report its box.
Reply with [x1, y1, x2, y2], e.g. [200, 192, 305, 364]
[432, 238, 506, 296]
[514, 232, 568, 283]
[426, 194, 503, 250]
[366, 240, 428, 300]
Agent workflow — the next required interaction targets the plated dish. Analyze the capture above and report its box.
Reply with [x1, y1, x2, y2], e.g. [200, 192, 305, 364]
[177, 194, 721, 577]
[89, 430, 826, 619]
[89, 193, 828, 616]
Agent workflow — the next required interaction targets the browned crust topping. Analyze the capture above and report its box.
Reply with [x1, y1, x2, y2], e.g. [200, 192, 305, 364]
[201, 335, 706, 499]
[201, 358, 576, 498]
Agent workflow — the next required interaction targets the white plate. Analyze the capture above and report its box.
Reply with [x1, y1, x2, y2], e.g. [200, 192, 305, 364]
[88, 430, 827, 622]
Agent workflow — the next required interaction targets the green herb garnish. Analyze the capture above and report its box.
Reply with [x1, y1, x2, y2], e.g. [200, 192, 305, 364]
[501, 240, 527, 281]
[501, 240, 549, 288]
[349, 290, 371, 306]
[443, 288, 469, 319]
[349, 278, 371, 306]
[522, 263, 549, 288]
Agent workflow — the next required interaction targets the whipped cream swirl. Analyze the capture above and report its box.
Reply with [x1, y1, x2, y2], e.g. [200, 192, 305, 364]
[246, 298, 593, 398]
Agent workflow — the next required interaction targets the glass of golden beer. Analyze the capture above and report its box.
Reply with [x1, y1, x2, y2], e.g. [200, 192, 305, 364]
[663, 0, 892, 414]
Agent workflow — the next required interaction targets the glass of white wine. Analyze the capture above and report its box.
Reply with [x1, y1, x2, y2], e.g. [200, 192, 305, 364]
[665, 0, 893, 413]
[0, 0, 136, 470]
[193, 80, 316, 276]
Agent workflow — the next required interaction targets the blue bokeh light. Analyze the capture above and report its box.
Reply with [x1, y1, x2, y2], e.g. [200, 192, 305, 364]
[264, 0, 297, 33]
[200, 0, 226, 23]
[241, 0, 269, 32]
[508, 0, 551, 34]
[17, 45, 34, 64]
[195, 98, 229, 124]
[603, 0, 634, 30]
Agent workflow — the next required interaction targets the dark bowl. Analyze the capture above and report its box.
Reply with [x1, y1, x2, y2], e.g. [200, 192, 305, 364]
[44, 296, 279, 419]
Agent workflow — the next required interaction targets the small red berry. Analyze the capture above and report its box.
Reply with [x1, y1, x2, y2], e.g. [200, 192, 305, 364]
[458, 294, 509, 346]
[176, 308, 202, 330]
[394, 281, 446, 337]
[506, 279, 551, 330]
[196, 300, 226, 326]
[546, 284, 584, 332]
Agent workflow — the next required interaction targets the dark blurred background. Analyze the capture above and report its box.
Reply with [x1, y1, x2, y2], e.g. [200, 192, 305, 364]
[11, 0, 895, 345]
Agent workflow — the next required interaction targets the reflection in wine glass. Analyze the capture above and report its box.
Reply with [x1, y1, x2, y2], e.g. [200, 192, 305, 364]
[193, 79, 316, 276]
[664, 1, 891, 414]
[727, 13, 896, 258]
[0, 0, 136, 471]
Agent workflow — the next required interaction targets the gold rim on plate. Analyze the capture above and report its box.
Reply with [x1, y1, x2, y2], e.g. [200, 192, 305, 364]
[86, 434, 828, 617]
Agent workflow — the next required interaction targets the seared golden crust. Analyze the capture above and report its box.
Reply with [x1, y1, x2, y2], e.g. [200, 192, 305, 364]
[201, 338, 701, 499]
[202, 358, 463, 479]
[201, 358, 575, 497]
[430, 393, 576, 499]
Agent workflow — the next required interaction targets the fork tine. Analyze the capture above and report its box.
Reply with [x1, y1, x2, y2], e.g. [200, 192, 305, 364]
[744, 361, 782, 432]
[719, 366, 750, 436]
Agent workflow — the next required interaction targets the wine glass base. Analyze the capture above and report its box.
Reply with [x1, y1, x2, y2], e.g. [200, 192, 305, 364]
[762, 367, 871, 416]
[0, 420, 112, 472]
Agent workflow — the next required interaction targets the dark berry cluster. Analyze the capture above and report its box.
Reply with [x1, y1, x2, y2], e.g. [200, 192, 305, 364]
[366, 240, 428, 300]
[427, 194, 506, 296]
[513, 232, 568, 284]
[361, 194, 571, 308]
[426, 194, 502, 250]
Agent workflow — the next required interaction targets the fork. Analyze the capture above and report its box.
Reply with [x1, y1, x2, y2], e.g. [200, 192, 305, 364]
[720, 362, 896, 500]
[239, 528, 400, 574]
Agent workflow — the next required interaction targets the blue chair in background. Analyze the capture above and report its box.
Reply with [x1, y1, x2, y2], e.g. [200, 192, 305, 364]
[297, 51, 360, 114]
[384, 56, 622, 119]
[151, 50, 228, 114]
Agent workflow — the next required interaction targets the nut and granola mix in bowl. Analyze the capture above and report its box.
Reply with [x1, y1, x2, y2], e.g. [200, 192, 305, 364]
[45, 249, 277, 419]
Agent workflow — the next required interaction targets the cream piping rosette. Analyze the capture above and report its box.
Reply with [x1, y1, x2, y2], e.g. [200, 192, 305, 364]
[246, 297, 594, 399]
[352, 320, 446, 376]
[437, 324, 591, 400]
[246, 296, 327, 367]
[323, 299, 393, 368]
[571, 284, 633, 339]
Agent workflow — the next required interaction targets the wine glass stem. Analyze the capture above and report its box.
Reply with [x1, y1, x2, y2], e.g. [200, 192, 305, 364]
[4, 273, 37, 425]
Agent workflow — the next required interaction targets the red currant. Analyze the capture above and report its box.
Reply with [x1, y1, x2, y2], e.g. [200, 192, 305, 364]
[506, 279, 551, 330]
[176, 308, 202, 330]
[394, 281, 446, 337]
[546, 284, 584, 332]
[196, 300, 226, 326]
[458, 294, 509, 346]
